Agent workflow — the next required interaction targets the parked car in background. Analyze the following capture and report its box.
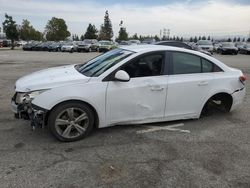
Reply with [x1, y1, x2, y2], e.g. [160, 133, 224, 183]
[12, 45, 246, 142]
[119, 41, 131, 46]
[217, 42, 238, 55]
[48, 42, 64, 52]
[98, 40, 116, 52]
[141, 39, 155, 44]
[197, 40, 214, 54]
[17, 41, 28, 47]
[213, 43, 221, 52]
[129, 40, 141, 45]
[33, 42, 53, 51]
[155, 41, 211, 56]
[2, 39, 12, 47]
[22, 42, 40, 51]
[61, 42, 78, 53]
[77, 39, 99, 52]
[238, 43, 250, 54]
[235, 42, 247, 51]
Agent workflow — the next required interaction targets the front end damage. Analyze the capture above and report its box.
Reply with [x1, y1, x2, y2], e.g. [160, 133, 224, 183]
[11, 92, 47, 129]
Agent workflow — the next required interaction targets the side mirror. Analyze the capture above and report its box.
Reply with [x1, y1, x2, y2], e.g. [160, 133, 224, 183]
[114, 70, 130, 82]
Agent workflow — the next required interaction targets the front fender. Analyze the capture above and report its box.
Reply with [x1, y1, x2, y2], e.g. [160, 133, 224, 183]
[32, 82, 108, 127]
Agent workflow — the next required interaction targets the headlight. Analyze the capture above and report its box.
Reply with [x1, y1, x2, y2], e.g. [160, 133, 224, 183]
[16, 90, 49, 104]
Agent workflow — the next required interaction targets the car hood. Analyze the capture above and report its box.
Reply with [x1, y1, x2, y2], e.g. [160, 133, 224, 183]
[15, 65, 90, 92]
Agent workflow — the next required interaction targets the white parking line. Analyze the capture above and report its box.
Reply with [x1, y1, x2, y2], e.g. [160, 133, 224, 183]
[136, 123, 190, 134]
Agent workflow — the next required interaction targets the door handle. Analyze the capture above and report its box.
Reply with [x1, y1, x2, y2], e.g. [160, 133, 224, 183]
[150, 86, 164, 91]
[198, 81, 208, 86]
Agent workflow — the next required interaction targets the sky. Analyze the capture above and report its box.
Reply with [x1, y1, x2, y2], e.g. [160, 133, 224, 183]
[0, 0, 250, 39]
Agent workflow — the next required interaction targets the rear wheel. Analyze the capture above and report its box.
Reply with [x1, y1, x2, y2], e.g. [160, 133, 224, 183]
[201, 93, 232, 116]
[48, 102, 94, 142]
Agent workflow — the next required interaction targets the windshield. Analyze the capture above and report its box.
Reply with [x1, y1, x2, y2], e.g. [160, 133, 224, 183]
[197, 40, 212, 45]
[222, 42, 234, 47]
[75, 48, 134, 77]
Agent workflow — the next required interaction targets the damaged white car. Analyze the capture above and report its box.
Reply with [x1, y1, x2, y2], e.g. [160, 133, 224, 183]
[11, 45, 246, 142]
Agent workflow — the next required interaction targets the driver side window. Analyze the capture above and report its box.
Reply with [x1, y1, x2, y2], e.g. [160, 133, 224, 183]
[121, 53, 164, 78]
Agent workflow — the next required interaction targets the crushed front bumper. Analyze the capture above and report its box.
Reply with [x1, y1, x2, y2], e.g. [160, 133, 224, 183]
[11, 93, 48, 129]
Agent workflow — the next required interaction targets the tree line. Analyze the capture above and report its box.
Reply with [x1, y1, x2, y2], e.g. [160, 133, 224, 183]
[2, 10, 250, 50]
[1, 11, 114, 49]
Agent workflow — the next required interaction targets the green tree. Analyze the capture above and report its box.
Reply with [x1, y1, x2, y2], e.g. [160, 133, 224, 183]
[20, 19, 43, 41]
[242, 38, 245, 42]
[84, 24, 98, 39]
[45, 17, 70, 41]
[227, 38, 232, 42]
[247, 38, 250, 42]
[202, 36, 206, 40]
[2, 13, 19, 49]
[99, 10, 113, 40]
[117, 21, 128, 41]
[194, 36, 198, 43]
[180, 37, 183, 42]
[154, 35, 160, 41]
[233, 37, 237, 42]
[207, 36, 211, 40]
[131, 33, 139, 40]
[237, 37, 241, 42]
[198, 36, 201, 40]
[190, 37, 193, 42]
[80, 35, 84, 41]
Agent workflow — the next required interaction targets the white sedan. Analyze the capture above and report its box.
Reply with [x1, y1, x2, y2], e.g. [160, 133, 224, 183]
[11, 45, 246, 142]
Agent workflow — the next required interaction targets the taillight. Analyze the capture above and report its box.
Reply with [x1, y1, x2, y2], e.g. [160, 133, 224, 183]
[239, 74, 247, 83]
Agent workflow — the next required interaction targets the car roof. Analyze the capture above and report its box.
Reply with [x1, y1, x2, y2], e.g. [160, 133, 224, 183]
[120, 44, 190, 53]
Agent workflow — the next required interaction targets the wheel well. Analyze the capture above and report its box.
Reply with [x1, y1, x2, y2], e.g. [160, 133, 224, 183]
[201, 92, 233, 115]
[46, 100, 99, 128]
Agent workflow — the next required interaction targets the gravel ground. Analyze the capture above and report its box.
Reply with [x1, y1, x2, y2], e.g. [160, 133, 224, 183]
[0, 50, 249, 188]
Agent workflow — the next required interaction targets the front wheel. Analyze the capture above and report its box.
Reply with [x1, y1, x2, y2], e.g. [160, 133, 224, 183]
[48, 102, 94, 142]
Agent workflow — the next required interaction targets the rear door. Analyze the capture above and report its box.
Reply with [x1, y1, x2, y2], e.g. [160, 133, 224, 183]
[165, 51, 221, 117]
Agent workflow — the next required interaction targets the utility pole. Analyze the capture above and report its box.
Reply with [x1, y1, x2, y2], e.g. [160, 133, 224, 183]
[163, 28, 166, 40]
[167, 29, 170, 40]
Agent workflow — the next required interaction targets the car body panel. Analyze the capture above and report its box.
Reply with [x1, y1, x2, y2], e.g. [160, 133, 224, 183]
[106, 76, 168, 125]
[15, 65, 89, 92]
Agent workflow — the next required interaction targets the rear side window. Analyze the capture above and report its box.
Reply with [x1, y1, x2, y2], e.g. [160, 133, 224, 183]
[172, 52, 201, 74]
[202, 58, 223, 73]
[202, 58, 213, 72]
[171, 52, 223, 74]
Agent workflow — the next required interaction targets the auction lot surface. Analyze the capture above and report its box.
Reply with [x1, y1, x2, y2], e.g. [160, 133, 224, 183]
[0, 50, 250, 188]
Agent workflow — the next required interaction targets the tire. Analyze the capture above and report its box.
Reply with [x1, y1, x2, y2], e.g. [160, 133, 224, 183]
[48, 101, 95, 142]
[70, 49, 74, 53]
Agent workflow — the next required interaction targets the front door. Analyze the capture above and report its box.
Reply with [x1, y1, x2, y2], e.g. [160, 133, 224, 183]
[106, 52, 168, 125]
